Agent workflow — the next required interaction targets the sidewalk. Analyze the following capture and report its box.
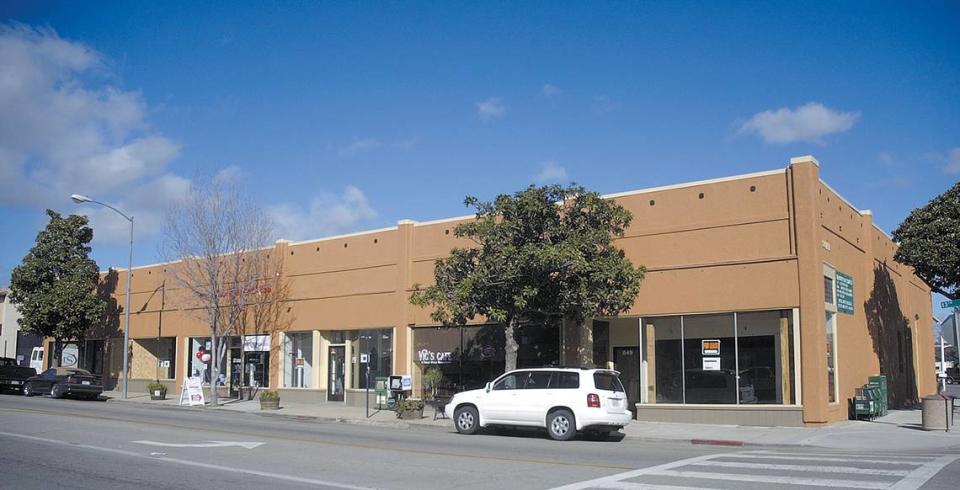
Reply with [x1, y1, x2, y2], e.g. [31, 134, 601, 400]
[103, 391, 960, 451]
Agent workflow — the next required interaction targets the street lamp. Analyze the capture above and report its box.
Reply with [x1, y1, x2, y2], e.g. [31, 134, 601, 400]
[71, 194, 134, 400]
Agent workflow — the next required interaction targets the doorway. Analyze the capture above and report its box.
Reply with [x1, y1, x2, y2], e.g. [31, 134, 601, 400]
[614, 346, 640, 410]
[328, 345, 345, 402]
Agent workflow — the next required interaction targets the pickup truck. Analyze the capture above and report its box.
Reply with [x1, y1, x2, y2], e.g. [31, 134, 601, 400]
[0, 357, 37, 394]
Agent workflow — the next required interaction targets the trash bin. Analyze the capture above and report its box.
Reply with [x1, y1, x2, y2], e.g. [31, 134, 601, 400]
[921, 394, 954, 431]
[867, 376, 888, 416]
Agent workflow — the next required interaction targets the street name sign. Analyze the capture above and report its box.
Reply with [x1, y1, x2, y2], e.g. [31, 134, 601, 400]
[941, 299, 960, 309]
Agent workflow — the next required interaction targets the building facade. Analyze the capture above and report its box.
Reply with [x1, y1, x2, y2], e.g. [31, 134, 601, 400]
[55, 155, 936, 426]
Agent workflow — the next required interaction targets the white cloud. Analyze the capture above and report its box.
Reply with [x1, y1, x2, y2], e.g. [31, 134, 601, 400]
[542, 83, 561, 97]
[0, 24, 183, 243]
[477, 97, 506, 121]
[591, 95, 619, 114]
[338, 138, 381, 156]
[534, 161, 569, 184]
[738, 102, 859, 144]
[945, 148, 960, 175]
[269, 185, 377, 241]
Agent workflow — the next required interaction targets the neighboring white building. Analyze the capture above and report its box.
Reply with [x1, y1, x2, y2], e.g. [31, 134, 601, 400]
[0, 288, 22, 359]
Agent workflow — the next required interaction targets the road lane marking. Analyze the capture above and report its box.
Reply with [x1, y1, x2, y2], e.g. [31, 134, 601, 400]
[0, 431, 371, 489]
[0, 405, 634, 471]
[889, 454, 960, 490]
[133, 440, 264, 449]
[549, 454, 720, 490]
[689, 460, 910, 476]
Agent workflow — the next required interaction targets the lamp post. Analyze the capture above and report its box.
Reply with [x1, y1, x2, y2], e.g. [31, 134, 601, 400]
[71, 194, 133, 400]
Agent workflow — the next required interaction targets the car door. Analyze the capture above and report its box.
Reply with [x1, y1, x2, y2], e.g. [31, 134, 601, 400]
[34, 369, 56, 392]
[482, 371, 527, 424]
[519, 371, 555, 425]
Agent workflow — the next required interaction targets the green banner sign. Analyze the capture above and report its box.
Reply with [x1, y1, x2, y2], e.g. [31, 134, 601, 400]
[941, 299, 960, 309]
[836, 272, 854, 315]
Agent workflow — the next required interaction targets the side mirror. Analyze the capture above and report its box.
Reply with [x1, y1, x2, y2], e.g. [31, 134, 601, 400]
[485, 382, 492, 393]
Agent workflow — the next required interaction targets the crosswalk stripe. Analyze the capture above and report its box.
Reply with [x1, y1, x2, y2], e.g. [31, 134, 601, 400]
[720, 453, 925, 465]
[645, 469, 890, 489]
[690, 460, 910, 476]
[747, 450, 939, 461]
[591, 483, 721, 490]
[889, 455, 960, 490]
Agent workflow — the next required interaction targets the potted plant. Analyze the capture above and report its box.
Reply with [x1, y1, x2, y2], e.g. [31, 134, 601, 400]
[423, 366, 444, 400]
[396, 398, 424, 420]
[148, 381, 167, 401]
[259, 390, 280, 410]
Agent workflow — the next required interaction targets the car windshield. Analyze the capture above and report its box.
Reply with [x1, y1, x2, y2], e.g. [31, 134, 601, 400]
[593, 372, 624, 392]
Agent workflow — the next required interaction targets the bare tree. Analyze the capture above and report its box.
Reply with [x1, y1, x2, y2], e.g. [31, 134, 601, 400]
[162, 178, 274, 405]
[228, 246, 294, 399]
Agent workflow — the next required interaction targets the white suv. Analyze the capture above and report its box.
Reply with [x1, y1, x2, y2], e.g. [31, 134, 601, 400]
[444, 368, 632, 441]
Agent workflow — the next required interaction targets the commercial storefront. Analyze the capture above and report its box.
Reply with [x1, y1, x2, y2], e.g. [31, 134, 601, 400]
[79, 155, 936, 426]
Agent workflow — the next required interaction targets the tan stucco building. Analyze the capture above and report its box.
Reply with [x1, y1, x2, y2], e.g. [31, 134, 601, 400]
[48, 155, 936, 426]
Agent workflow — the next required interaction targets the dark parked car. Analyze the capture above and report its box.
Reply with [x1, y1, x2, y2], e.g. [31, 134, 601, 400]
[23, 367, 102, 400]
[0, 357, 36, 394]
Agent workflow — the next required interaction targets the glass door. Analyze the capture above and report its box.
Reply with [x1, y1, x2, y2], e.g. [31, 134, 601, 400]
[328, 345, 345, 402]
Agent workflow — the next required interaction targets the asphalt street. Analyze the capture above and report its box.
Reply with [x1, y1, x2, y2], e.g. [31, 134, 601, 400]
[0, 394, 958, 490]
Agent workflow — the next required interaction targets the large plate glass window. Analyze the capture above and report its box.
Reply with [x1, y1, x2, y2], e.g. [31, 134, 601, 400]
[283, 332, 313, 388]
[349, 328, 393, 389]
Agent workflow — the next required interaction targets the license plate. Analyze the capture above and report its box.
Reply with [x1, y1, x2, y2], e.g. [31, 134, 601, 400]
[12, 381, 20, 385]
[610, 398, 622, 407]
[82, 381, 91, 385]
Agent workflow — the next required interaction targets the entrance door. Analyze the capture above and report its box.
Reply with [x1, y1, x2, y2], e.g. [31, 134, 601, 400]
[328, 346, 345, 402]
[613, 347, 640, 409]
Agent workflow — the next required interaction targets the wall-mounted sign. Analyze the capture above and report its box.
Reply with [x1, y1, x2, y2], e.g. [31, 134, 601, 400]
[158, 360, 171, 368]
[836, 272, 854, 315]
[701, 340, 720, 356]
[702, 357, 721, 371]
[417, 349, 453, 364]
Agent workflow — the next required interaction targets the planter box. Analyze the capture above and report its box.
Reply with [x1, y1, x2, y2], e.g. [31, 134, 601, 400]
[260, 399, 280, 410]
[150, 390, 167, 401]
[397, 408, 424, 420]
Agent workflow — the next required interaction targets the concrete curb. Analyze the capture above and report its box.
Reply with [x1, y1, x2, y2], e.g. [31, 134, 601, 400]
[102, 396, 959, 450]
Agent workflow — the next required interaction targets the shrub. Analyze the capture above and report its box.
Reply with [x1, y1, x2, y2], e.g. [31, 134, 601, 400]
[147, 382, 167, 393]
[259, 390, 280, 401]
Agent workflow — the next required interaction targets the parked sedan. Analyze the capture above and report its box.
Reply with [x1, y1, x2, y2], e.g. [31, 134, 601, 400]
[23, 367, 103, 400]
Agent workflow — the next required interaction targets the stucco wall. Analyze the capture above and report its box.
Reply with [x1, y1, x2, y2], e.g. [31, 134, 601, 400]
[85, 156, 934, 424]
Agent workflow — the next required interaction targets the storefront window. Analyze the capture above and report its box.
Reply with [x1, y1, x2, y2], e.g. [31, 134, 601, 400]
[683, 313, 736, 404]
[283, 332, 313, 388]
[188, 337, 229, 385]
[415, 325, 506, 393]
[826, 311, 837, 403]
[349, 328, 393, 389]
[645, 316, 683, 403]
[642, 310, 796, 406]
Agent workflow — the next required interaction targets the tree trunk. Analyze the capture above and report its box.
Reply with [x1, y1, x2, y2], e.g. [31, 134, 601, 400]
[504, 317, 519, 372]
[52, 339, 62, 368]
[209, 315, 219, 406]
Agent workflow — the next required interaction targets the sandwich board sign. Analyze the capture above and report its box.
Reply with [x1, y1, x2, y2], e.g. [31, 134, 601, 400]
[179, 376, 206, 406]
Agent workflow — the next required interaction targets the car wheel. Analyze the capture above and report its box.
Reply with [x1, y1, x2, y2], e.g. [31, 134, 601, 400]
[22, 382, 34, 397]
[50, 384, 63, 399]
[546, 409, 576, 441]
[454, 406, 479, 435]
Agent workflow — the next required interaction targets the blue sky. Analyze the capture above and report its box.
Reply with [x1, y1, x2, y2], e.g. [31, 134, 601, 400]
[1, 2, 958, 317]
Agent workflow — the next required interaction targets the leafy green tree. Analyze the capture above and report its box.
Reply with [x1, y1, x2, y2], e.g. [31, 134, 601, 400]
[411, 184, 645, 371]
[893, 182, 960, 300]
[10, 210, 106, 366]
